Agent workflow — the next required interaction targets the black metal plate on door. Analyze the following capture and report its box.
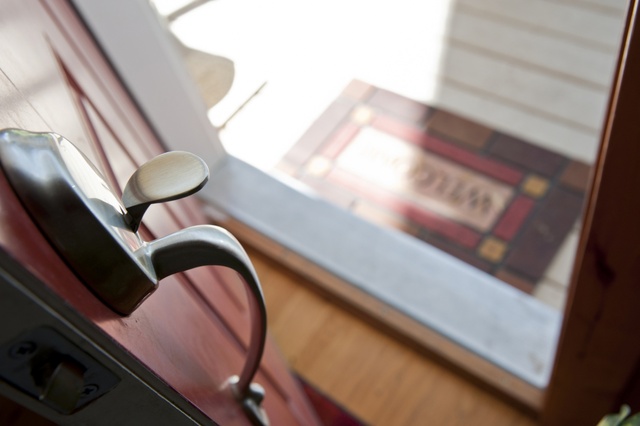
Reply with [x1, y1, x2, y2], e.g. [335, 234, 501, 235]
[0, 326, 119, 414]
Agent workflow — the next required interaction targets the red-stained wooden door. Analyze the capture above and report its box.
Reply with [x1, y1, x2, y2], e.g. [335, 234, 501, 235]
[0, 0, 320, 424]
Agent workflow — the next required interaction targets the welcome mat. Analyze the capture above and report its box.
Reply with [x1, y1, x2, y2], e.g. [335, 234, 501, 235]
[276, 80, 590, 293]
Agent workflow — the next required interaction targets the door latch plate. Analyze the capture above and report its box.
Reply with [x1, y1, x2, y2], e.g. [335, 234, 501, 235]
[0, 326, 119, 414]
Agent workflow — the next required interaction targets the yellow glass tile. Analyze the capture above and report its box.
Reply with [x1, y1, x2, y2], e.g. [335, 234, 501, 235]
[522, 174, 550, 198]
[478, 237, 507, 263]
[351, 105, 374, 125]
[305, 155, 332, 177]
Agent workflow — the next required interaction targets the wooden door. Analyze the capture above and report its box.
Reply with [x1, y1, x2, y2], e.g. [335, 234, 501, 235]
[0, 0, 320, 424]
[541, 0, 640, 424]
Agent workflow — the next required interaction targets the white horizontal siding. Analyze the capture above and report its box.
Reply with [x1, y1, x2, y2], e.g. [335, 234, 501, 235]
[457, 0, 626, 49]
[449, 9, 618, 87]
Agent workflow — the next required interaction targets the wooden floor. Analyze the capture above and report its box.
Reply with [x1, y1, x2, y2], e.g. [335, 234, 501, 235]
[248, 246, 538, 426]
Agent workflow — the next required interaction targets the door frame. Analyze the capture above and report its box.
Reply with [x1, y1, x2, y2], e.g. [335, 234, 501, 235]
[541, 0, 640, 424]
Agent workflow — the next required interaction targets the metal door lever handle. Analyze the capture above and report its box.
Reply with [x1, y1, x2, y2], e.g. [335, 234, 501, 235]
[144, 225, 267, 395]
[0, 129, 269, 425]
[145, 225, 268, 425]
